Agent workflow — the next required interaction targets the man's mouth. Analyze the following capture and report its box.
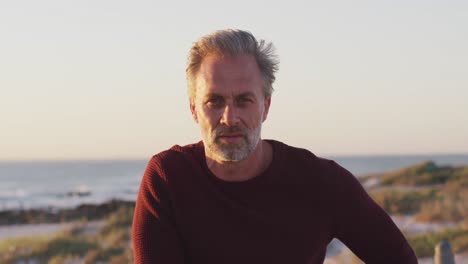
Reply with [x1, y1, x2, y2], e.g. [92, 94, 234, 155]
[219, 134, 243, 137]
[217, 134, 244, 143]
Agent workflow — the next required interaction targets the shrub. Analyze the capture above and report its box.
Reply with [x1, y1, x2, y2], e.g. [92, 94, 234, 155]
[369, 188, 436, 215]
[379, 161, 460, 186]
[407, 226, 468, 257]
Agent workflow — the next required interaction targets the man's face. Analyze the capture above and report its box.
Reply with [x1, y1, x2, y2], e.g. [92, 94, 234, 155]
[190, 54, 271, 162]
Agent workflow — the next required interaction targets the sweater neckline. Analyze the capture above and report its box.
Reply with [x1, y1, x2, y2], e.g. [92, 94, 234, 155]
[195, 139, 282, 187]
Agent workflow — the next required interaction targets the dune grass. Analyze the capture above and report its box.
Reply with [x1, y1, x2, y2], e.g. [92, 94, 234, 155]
[368, 188, 437, 215]
[0, 227, 98, 264]
[0, 201, 134, 264]
[407, 225, 468, 258]
[378, 160, 467, 186]
[366, 161, 467, 223]
[363, 161, 468, 258]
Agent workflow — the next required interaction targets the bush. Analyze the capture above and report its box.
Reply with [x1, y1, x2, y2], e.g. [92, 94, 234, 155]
[0, 201, 135, 264]
[407, 226, 468, 257]
[45, 237, 97, 257]
[415, 183, 468, 222]
[369, 188, 436, 215]
[379, 161, 460, 186]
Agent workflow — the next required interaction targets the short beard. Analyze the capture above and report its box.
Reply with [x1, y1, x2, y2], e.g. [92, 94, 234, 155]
[206, 125, 261, 162]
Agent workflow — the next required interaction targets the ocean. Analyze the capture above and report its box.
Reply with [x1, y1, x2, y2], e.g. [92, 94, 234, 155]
[1, 154, 467, 211]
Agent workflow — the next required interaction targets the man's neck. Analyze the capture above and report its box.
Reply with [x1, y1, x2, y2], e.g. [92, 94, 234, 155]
[205, 140, 273, 182]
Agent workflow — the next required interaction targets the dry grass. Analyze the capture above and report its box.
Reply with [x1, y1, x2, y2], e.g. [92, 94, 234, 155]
[0, 201, 134, 264]
[364, 161, 468, 258]
[369, 188, 436, 215]
[407, 225, 468, 258]
[367, 161, 467, 223]
[379, 161, 465, 186]
[415, 176, 468, 223]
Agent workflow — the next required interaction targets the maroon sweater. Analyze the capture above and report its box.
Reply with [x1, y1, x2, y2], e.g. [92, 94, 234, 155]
[132, 140, 417, 263]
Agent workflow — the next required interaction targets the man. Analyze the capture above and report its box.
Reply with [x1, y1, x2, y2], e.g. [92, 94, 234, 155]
[132, 29, 417, 263]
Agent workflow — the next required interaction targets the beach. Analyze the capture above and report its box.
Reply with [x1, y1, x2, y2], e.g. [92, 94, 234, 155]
[1, 159, 467, 263]
[1, 201, 466, 263]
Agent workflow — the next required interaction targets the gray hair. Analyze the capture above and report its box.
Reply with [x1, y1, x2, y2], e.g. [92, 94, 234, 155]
[186, 29, 279, 101]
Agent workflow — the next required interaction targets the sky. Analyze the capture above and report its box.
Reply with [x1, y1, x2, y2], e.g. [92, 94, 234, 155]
[1, 0, 467, 160]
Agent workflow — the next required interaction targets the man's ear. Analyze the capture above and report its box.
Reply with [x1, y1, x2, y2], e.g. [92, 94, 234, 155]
[190, 100, 198, 123]
[262, 96, 271, 122]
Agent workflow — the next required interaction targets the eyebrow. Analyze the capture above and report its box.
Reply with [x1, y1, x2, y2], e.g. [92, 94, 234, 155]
[237, 92, 255, 98]
[204, 93, 223, 98]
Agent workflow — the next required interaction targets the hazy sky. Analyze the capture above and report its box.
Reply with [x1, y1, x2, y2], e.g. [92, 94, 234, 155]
[1, 0, 467, 160]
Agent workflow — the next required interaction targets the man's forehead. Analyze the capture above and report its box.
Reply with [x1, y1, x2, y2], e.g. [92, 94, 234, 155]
[193, 54, 264, 100]
[199, 54, 259, 76]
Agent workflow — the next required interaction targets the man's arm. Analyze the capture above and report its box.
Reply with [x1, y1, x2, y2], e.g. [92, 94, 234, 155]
[132, 156, 185, 264]
[330, 162, 418, 263]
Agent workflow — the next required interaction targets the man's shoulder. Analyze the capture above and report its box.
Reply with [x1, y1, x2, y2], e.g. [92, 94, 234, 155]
[269, 139, 351, 179]
[144, 141, 203, 179]
[269, 140, 336, 167]
[150, 141, 202, 163]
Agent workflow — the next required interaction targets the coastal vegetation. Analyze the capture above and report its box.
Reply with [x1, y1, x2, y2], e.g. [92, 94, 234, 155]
[362, 160, 468, 257]
[0, 200, 135, 226]
[407, 226, 468, 258]
[0, 201, 134, 264]
[0, 161, 466, 262]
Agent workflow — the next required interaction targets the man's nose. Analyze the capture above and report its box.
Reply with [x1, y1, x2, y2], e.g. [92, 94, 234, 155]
[220, 103, 240, 126]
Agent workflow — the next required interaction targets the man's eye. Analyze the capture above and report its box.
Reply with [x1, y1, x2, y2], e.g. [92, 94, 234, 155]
[237, 97, 253, 105]
[206, 97, 223, 107]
